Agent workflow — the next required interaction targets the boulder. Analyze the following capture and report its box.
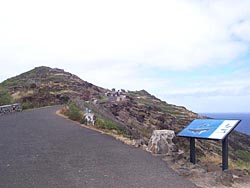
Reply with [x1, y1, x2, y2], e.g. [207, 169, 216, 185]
[148, 130, 178, 155]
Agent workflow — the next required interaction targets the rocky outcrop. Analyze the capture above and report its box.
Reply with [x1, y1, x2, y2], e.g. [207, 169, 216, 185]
[102, 100, 172, 137]
[148, 130, 178, 155]
[99, 90, 202, 140]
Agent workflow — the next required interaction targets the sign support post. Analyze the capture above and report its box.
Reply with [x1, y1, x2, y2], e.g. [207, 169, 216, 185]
[190, 138, 196, 164]
[222, 136, 229, 170]
[178, 119, 241, 171]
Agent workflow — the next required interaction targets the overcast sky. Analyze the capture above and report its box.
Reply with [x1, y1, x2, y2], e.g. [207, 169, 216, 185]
[0, 0, 250, 113]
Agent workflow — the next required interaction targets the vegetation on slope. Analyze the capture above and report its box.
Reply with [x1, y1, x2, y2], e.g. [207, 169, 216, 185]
[62, 101, 126, 136]
[1, 66, 250, 170]
[0, 87, 13, 105]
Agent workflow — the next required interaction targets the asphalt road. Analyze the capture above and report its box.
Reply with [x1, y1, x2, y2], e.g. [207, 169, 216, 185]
[0, 106, 197, 188]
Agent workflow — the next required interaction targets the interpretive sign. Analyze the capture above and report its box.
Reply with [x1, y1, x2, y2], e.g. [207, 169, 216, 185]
[178, 119, 241, 171]
[178, 119, 240, 140]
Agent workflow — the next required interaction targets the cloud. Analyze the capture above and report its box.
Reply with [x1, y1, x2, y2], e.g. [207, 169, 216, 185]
[0, 0, 249, 71]
[231, 20, 250, 42]
[0, 0, 250, 112]
[168, 95, 250, 113]
[163, 73, 250, 98]
[72, 62, 171, 92]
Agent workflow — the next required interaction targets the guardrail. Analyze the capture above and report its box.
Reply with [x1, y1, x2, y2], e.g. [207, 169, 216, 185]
[0, 103, 22, 115]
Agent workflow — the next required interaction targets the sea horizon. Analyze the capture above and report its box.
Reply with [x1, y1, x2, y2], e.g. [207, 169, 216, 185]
[199, 112, 250, 114]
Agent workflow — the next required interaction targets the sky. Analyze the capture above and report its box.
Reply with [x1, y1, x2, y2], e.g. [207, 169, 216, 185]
[0, 0, 250, 113]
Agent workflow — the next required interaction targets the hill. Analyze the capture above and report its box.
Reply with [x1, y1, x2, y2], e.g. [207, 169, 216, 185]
[0, 66, 105, 108]
[1, 66, 250, 167]
[0, 66, 201, 138]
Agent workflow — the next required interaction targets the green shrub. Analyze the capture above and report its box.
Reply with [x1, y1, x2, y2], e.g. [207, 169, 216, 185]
[0, 87, 13, 105]
[236, 150, 250, 161]
[234, 159, 250, 169]
[1, 79, 21, 87]
[95, 117, 121, 131]
[100, 96, 108, 102]
[67, 104, 82, 121]
[22, 102, 34, 110]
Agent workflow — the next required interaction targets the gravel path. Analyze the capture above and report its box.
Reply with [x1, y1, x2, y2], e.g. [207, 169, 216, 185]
[0, 106, 197, 188]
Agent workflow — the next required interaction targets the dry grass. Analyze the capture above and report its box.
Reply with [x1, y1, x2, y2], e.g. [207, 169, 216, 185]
[12, 90, 34, 100]
[200, 153, 250, 171]
[60, 108, 68, 114]
[12, 91, 21, 100]
[230, 159, 250, 170]
[49, 90, 79, 95]
[200, 153, 222, 164]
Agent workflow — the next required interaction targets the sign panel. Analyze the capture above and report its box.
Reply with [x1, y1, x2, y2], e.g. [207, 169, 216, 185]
[178, 119, 240, 140]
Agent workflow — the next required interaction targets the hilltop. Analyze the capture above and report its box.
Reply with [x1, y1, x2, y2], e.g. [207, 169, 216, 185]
[0, 66, 106, 108]
[1, 66, 250, 172]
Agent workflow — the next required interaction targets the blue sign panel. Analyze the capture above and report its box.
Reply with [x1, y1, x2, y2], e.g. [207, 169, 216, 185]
[178, 119, 240, 140]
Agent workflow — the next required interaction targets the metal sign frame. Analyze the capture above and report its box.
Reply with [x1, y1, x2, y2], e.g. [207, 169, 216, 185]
[178, 119, 241, 171]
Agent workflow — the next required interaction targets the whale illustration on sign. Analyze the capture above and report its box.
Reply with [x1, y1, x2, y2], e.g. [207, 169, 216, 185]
[188, 128, 210, 134]
[188, 123, 212, 134]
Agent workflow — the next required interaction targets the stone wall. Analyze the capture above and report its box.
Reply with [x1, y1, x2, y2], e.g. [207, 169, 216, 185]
[0, 103, 22, 115]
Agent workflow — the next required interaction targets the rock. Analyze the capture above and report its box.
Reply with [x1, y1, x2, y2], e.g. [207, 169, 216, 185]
[148, 130, 178, 155]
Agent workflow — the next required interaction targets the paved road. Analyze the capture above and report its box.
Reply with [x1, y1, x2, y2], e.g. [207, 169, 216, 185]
[0, 106, 197, 188]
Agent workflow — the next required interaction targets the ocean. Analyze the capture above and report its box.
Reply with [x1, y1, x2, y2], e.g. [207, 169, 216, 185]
[200, 113, 250, 135]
